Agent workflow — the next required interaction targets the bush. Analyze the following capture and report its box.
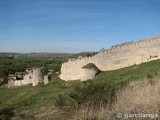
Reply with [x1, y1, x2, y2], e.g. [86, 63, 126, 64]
[55, 94, 66, 109]
[147, 74, 153, 79]
[0, 107, 14, 120]
[69, 81, 117, 108]
[55, 94, 77, 112]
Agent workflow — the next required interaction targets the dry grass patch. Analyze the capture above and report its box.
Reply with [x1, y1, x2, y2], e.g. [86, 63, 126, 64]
[114, 78, 160, 113]
[73, 77, 160, 120]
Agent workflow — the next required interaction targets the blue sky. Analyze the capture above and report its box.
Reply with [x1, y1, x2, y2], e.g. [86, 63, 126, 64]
[0, 0, 160, 53]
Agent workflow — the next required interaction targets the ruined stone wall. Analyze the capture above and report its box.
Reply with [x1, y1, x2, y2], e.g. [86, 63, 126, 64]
[8, 68, 47, 87]
[32, 68, 43, 86]
[80, 68, 99, 81]
[14, 72, 32, 86]
[44, 75, 49, 85]
[60, 36, 160, 81]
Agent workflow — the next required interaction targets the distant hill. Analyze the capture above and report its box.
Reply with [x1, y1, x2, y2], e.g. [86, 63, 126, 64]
[15, 52, 76, 59]
[0, 52, 97, 59]
[0, 52, 19, 59]
[0, 52, 75, 59]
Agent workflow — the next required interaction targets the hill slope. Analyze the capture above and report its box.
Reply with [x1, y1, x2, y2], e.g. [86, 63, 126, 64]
[0, 59, 160, 120]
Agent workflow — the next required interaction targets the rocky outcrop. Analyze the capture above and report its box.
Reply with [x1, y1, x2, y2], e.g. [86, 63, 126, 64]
[60, 35, 160, 81]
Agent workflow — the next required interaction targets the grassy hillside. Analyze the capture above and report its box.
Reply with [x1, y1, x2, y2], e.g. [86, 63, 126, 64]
[0, 59, 160, 120]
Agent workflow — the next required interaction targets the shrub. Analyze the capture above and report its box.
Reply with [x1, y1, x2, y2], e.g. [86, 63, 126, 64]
[55, 94, 77, 112]
[147, 74, 153, 79]
[55, 94, 66, 109]
[69, 81, 117, 109]
[0, 107, 14, 120]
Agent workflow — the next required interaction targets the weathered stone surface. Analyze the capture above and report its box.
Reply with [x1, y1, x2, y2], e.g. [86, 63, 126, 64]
[60, 36, 160, 81]
[8, 68, 48, 87]
[80, 68, 99, 81]
[32, 68, 43, 86]
[8, 80, 15, 88]
[44, 75, 49, 85]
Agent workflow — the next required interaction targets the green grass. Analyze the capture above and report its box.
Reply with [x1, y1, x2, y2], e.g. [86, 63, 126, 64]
[0, 59, 160, 119]
[96, 59, 160, 83]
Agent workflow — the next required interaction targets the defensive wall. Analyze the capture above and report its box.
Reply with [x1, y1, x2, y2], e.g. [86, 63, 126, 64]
[60, 36, 160, 81]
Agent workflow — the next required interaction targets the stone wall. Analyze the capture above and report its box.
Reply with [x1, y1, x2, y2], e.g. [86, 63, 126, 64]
[60, 36, 160, 81]
[8, 68, 49, 87]
[80, 68, 99, 81]
[32, 68, 43, 86]
[44, 75, 49, 85]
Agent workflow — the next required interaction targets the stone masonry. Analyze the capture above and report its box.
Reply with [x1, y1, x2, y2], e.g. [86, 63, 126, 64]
[60, 36, 160, 81]
[8, 68, 49, 87]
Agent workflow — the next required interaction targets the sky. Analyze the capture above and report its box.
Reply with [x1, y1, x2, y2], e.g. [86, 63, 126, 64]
[0, 0, 160, 53]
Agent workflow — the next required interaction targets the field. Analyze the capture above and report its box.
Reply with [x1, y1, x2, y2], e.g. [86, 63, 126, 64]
[0, 57, 160, 120]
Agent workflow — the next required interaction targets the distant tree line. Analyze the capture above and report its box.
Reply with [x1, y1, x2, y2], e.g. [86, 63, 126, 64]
[0, 58, 66, 82]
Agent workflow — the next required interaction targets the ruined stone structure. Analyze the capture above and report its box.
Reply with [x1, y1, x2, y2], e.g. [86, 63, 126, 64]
[8, 68, 49, 87]
[60, 36, 160, 81]
[44, 71, 52, 85]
